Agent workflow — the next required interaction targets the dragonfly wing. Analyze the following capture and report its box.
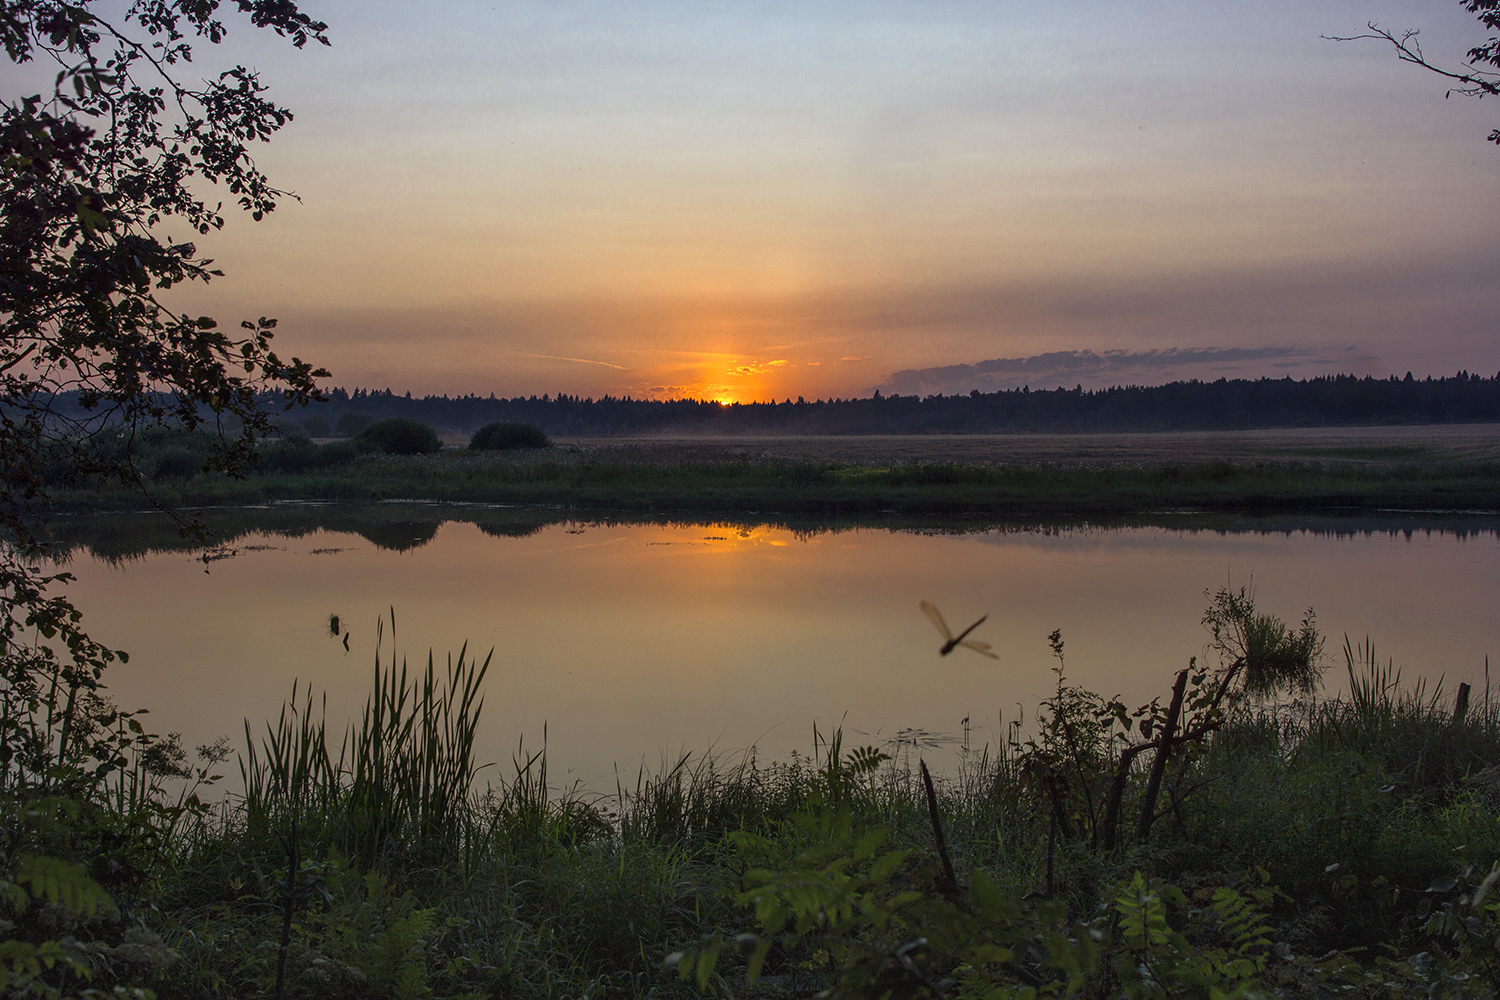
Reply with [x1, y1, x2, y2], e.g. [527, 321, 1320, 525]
[959, 639, 999, 660]
[920, 600, 954, 641]
[952, 615, 987, 644]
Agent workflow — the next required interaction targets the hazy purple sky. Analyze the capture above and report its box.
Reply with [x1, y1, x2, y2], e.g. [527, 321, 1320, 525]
[51, 1, 1500, 400]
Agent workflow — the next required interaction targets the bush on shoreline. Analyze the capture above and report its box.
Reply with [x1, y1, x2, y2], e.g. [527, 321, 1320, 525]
[357, 417, 443, 455]
[336, 411, 375, 438]
[469, 421, 551, 451]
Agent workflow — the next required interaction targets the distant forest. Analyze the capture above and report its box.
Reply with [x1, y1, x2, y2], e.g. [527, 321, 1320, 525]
[247, 372, 1500, 437]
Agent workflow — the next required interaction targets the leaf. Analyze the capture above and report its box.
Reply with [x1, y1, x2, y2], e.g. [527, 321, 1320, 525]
[14, 855, 114, 919]
[746, 937, 772, 982]
[867, 848, 909, 884]
[886, 890, 925, 910]
[968, 943, 1015, 966]
[852, 826, 887, 862]
[694, 942, 721, 991]
[970, 867, 1010, 920]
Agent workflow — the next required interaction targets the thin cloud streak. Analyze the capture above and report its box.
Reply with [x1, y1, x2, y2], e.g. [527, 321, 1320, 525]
[521, 353, 630, 371]
[877, 347, 1333, 396]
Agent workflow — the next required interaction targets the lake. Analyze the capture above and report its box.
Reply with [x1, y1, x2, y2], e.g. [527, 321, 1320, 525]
[52, 504, 1500, 791]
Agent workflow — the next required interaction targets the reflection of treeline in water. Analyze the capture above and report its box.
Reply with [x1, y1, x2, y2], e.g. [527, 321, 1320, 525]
[11, 589, 1500, 997]
[41, 504, 563, 562]
[35, 371, 1500, 438]
[41, 505, 1500, 563]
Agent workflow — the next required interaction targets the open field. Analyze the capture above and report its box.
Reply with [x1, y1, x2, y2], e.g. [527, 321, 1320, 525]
[44, 424, 1500, 518]
[557, 423, 1500, 468]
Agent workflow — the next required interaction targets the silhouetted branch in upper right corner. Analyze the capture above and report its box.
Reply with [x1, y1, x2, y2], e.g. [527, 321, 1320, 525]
[1326, 7, 1500, 145]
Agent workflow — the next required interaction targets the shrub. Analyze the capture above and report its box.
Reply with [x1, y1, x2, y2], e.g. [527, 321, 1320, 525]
[268, 416, 311, 441]
[469, 422, 551, 451]
[151, 447, 201, 480]
[336, 411, 375, 438]
[318, 439, 367, 466]
[255, 438, 371, 473]
[357, 418, 443, 455]
[258, 438, 319, 474]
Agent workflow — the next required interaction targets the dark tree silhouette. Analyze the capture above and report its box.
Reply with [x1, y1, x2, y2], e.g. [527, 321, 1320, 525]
[0, 2, 329, 787]
[358, 417, 443, 455]
[261, 372, 1500, 439]
[1328, 1, 1500, 144]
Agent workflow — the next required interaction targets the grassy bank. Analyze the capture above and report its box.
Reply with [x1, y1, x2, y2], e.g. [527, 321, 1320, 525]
[8, 593, 1500, 997]
[45, 440, 1500, 517]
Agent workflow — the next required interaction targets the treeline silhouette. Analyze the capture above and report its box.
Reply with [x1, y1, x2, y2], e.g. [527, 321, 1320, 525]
[279, 372, 1500, 436]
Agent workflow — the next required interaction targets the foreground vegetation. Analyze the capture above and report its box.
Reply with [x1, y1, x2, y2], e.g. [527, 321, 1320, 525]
[7, 590, 1500, 998]
[40, 424, 1500, 518]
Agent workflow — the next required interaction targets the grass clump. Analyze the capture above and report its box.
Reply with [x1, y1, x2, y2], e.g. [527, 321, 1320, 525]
[241, 616, 489, 870]
[469, 421, 551, 451]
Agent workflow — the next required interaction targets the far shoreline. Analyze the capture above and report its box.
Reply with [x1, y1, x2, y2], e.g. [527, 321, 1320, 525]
[547, 422, 1500, 467]
[44, 425, 1500, 520]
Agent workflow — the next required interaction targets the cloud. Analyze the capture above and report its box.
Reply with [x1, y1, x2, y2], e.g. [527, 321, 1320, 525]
[521, 353, 629, 370]
[876, 346, 1337, 396]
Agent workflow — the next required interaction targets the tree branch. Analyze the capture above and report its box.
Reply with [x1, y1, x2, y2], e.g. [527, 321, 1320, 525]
[1325, 23, 1500, 99]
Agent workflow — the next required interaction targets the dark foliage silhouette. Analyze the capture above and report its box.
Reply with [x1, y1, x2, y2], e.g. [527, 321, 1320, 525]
[0, 3, 328, 993]
[469, 421, 551, 451]
[263, 372, 1500, 438]
[357, 417, 442, 455]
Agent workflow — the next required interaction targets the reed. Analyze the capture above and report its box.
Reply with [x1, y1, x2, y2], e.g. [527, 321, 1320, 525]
[616, 747, 815, 851]
[1308, 637, 1500, 798]
[474, 729, 611, 860]
[240, 612, 490, 870]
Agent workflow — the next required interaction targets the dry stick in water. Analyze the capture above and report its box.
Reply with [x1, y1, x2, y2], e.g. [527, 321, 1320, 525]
[1100, 741, 1156, 853]
[1137, 659, 1238, 842]
[920, 759, 957, 894]
[1135, 667, 1190, 844]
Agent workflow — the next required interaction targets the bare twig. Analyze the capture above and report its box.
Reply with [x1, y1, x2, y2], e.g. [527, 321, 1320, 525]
[1325, 22, 1500, 99]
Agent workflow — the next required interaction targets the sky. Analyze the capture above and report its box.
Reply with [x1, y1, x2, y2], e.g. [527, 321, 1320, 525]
[44, 1, 1500, 401]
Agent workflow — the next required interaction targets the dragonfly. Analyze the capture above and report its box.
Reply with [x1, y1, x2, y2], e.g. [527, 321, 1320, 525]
[920, 600, 999, 659]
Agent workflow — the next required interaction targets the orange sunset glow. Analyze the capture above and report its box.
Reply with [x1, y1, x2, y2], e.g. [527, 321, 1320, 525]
[100, 0, 1500, 400]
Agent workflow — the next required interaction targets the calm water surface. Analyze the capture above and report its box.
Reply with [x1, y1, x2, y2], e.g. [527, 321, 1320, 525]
[57, 508, 1500, 790]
